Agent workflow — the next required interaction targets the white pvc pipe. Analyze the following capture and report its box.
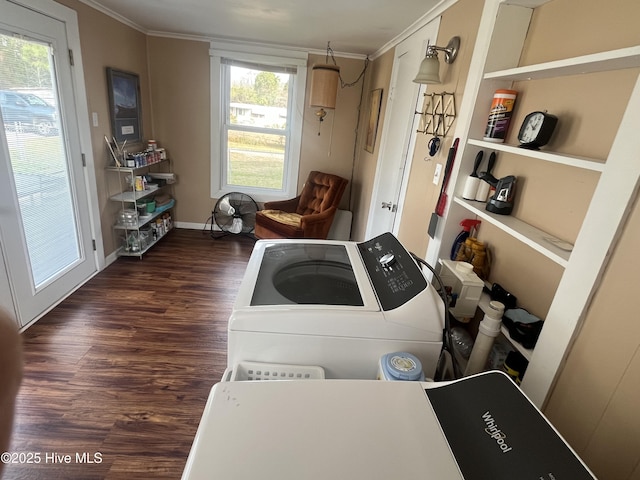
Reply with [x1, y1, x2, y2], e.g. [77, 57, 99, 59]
[465, 301, 505, 376]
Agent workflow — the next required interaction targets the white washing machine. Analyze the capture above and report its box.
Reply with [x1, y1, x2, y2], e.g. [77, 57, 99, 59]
[227, 232, 445, 379]
[182, 372, 596, 479]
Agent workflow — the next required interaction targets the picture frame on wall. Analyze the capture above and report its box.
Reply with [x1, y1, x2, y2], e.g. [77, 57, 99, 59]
[365, 88, 383, 153]
[106, 67, 142, 143]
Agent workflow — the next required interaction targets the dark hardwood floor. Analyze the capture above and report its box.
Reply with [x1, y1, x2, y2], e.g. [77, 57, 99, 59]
[4, 229, 255, 480]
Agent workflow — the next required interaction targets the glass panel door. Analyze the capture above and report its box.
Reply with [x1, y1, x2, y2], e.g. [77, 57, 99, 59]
[0, 1, 96, 327]
[1, 34, 79, 287]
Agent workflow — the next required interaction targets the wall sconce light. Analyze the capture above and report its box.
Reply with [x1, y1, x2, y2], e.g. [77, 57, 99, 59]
[413, 36, 460, 84]
[309, 63, 340, 127]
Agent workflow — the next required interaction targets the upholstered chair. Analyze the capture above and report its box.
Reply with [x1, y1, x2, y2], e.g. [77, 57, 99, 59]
[254, 171, 348, 240]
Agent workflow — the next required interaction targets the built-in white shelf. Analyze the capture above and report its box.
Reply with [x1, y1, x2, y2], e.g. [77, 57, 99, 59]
[453, 197, 571, 267]
[427, 0, 640, 407]
[484, 45, 640, 82]
[467, 139, 606, 172]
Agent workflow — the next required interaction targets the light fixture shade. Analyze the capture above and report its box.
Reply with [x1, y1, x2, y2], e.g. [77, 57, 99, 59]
[309, 64, 340, 109]
[413, 55, 440, 84]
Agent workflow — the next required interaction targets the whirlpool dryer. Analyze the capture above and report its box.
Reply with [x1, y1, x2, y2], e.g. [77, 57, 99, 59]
[227, 232, 445, 379]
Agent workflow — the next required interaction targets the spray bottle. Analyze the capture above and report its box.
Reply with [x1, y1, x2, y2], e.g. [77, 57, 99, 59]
[464, 301, 505, 376]
[450, 219, 481, 260]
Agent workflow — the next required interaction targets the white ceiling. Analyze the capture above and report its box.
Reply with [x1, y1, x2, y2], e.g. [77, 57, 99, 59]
[81, 0, 446, 56]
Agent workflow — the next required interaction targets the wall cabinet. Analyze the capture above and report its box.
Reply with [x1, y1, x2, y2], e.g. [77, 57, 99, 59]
[425, 0, 640, 407]
[107, 157, 175, 258]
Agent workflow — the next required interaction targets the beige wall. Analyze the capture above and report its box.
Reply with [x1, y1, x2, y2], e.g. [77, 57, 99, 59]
[300, 55, 367, 211]
[147, 37, 212, 226]
[546, 196, 640, 480]
[396, 0, 484, 255]
[56, 0, 151, 255]
[60, 3, 367, 252]
[350, 49, 394, 241]
[145, 47, 367, 228]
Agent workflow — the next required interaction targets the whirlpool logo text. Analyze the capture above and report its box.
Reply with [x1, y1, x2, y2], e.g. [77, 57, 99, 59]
[482, 411, 513, 454]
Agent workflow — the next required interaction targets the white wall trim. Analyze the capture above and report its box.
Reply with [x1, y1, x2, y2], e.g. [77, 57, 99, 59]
[74, 0, 450, 61]
[371, 0, 459, 60]
[209, 40, 308, 64]
[75, 0, 147, 34]
[175, 222, 212, 231]
[75, 0, 368, 60]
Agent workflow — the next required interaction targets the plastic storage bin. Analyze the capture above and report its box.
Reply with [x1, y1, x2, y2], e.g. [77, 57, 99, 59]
[437, 260, 484, 321]
[138, 228, 152, 249]
[230, 361, 325, 381]
[117, 209, 138, 226]
[137, 198, 156, 214]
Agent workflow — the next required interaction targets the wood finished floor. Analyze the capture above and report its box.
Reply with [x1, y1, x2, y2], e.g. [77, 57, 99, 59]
[4, 229, 256, 480]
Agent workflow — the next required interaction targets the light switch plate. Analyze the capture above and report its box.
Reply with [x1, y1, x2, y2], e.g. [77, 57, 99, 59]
[433, 163, 443, 185]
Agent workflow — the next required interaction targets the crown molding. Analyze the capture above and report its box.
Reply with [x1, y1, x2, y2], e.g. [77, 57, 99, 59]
[75, 0, 147, 34]
[75, 0, 455, 61]
[371, 0, 459, 60]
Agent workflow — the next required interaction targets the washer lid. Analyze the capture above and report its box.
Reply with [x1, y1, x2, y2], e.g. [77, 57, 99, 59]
[182, 380, 463, 479]
[252, 243, 363, 306]
[234, 239, 378, 310]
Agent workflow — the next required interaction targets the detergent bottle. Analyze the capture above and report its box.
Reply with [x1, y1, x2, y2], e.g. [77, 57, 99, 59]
[450, 219, 481, 260]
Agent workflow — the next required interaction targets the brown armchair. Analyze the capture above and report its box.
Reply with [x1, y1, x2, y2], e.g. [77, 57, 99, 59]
[254, 171, 348, 240]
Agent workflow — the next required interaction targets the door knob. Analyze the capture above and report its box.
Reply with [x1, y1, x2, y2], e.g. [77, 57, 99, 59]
[381, 202, 397, 212]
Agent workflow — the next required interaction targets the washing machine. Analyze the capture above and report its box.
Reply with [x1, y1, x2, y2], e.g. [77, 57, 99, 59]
[182, 372, 596, 479]
[227, 232, 445, 379]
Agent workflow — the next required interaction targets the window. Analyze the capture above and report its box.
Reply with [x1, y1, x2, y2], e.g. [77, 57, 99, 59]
[210, 43, 307, 202]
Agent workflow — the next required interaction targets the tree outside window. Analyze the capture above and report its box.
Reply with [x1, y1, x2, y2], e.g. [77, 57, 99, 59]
[224, 63, 292, 191]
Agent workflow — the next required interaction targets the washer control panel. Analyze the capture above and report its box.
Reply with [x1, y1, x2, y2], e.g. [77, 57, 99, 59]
[358, 232, 428, 311]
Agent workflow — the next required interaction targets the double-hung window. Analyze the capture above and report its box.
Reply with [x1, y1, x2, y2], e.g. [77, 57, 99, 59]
[210, 43, 307, 202]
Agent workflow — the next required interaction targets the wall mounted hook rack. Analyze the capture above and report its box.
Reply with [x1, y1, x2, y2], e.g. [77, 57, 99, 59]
[416, 92, 456, 137]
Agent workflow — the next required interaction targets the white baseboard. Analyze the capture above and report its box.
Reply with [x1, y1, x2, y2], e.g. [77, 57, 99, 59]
[175, 221, 212, 231]
[176, 213, 352, 239]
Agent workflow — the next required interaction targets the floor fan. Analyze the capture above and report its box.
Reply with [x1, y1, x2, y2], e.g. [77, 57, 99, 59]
[211, 192, 258, 240]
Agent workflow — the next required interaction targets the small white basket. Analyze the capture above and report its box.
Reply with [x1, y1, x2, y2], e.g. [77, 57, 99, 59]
[230, 361, 325, 381]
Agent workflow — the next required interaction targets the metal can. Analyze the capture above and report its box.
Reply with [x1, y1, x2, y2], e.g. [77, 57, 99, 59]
[483, 89, 517, 143]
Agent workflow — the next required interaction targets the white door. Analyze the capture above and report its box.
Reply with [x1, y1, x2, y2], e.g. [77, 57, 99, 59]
[0, 0, 97, 327]
[366, 19, 440, 238]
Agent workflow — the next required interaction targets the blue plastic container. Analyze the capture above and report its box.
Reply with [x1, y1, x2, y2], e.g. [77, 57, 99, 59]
[378, 352, 425, 381]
